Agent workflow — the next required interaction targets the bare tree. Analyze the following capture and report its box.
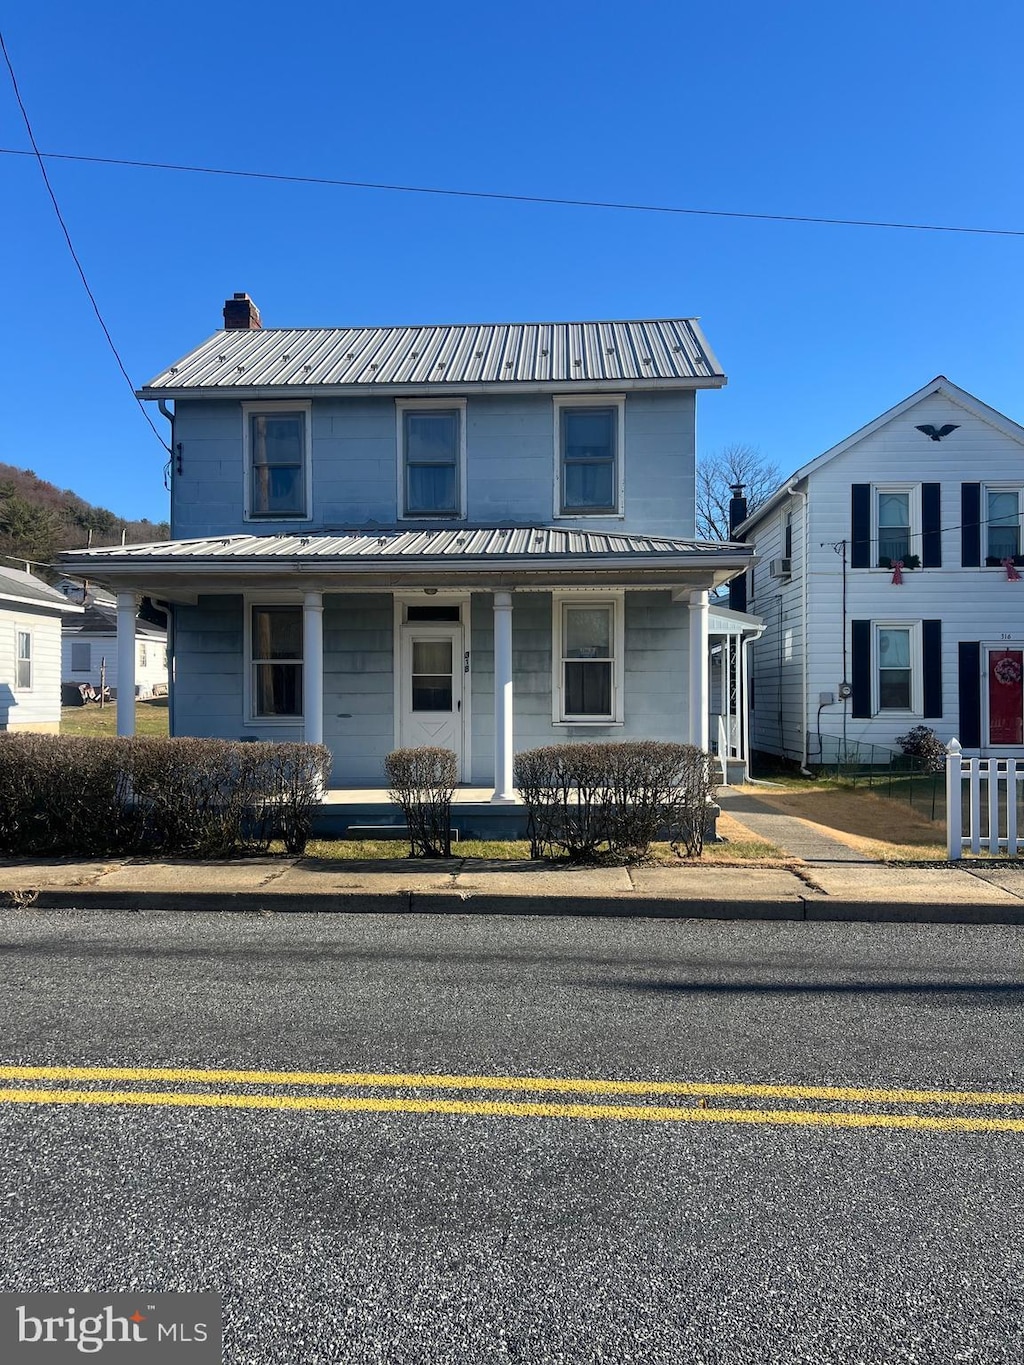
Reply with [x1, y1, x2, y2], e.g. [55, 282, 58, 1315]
[696, 443, 781, 542]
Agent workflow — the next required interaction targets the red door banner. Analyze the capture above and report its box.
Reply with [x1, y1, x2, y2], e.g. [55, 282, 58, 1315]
[988, 649, 1024, 745]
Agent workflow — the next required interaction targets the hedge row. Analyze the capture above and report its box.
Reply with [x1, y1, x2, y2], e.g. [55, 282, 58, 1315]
[0, 735, 331, 858]
[513, 740, 716, 860]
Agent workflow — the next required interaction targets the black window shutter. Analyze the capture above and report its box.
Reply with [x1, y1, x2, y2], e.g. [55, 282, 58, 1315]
[961, 484, 981, 567]
[851, 620, 872, 718]
[922, 619, 942, 717]
[922, 484, 941, 568]
[958, 641, 981, 747]
[851, 485, 871, 569]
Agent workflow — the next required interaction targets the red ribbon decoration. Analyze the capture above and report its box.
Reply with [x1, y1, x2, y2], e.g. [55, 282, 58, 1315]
[890, 560, 904, 585]
[1003, 557, 1022, 581]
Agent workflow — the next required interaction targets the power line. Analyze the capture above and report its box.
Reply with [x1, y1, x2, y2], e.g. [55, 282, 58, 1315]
[2, 144, 1023, 240]
[0, 34, 171, 455]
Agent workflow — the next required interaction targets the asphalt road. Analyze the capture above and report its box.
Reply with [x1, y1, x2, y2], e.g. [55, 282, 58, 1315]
[1, 909, 1023, 1364]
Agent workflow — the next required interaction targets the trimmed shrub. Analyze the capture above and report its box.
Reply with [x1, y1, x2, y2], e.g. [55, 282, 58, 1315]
[513, 740, 716, 861]
[0, 735, 331, 858]
[384, 746, 458, 858]
[894, 725, 946, 774]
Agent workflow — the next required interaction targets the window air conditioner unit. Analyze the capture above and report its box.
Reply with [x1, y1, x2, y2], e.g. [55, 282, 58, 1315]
[769, 557, 792, 580]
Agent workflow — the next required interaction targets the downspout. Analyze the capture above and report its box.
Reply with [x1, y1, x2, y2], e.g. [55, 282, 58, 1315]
[789, 483, 812, 775]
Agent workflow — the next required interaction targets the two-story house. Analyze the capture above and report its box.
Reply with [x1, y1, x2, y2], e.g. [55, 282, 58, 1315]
[733, 377, 1024, 769]
[61, 295, 753, 798]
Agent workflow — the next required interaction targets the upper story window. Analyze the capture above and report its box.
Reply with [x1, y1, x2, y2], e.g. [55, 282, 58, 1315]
[244, 402, 310, 520]
[554, 396, 625, 517]
[985, 487, 1023, 564]
[15, 630, 32, 690]
[397, 400, 466, 518]
[250, 605, 303, 718]
[877, 491, 911, 564]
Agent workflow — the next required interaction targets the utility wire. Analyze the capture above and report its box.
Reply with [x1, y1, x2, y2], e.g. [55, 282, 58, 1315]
[0, 33, 171, 455]
[2, 144, 1023, 239]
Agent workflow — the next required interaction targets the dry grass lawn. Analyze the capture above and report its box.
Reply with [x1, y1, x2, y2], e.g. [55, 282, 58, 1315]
[60, 698, 169, 738]
[735, 781, 947, 861]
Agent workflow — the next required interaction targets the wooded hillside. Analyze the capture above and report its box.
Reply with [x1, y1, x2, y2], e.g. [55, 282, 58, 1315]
[0, 463, 169, 579]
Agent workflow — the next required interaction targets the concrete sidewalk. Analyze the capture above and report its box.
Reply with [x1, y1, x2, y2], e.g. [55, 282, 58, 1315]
[2, 853, 1024, 924]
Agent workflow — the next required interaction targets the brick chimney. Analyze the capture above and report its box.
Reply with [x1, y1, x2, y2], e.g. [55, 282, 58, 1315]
[223, 292, 262, 330]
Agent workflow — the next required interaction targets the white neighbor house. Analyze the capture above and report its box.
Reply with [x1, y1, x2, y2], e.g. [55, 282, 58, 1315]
[0, 566, 82, 732]
[62, 603, 168, 700]
[59, 295, 756, 804]
[733, 377, 1024, 768]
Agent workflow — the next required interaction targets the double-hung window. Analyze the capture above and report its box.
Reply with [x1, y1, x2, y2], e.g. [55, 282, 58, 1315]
[15, 630, 32, 690]
[555, 397, 624, 516]
[985, 487, 1022, 564]
[876, 489, 912, 566]
[875, 623, 917, 712]
[398, 401, 465, 518]
[245, 403, 310, 519]
[71, 642, 90, 673]
[250, 606, 303, 718]
[554, 597, 622, 722]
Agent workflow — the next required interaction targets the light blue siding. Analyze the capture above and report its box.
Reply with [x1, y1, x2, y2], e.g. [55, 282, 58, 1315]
[171, 391, 696, 539]
[323, 594, 394, 785]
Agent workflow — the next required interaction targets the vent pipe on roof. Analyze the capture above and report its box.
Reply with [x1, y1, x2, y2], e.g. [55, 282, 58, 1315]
[223, 293, 262, 330]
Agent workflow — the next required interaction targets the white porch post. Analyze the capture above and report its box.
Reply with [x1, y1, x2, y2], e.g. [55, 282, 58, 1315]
[303, 590, 324, 746]
[116, 592, 136, 736]
[492, 590, 515, 802]
[688, 589, 709, 749]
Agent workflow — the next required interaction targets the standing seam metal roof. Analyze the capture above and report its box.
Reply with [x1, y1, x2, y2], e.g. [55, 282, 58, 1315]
[140, 319, 725, 393]
[63, 528, 750, 563]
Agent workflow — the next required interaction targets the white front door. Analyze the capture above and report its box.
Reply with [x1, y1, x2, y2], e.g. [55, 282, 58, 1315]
[399, 625, 464, 770]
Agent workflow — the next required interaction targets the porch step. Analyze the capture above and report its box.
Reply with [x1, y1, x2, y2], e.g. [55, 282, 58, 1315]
[345, 825, 459, 843]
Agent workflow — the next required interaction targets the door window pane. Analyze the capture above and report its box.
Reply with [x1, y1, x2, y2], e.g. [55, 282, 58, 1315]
[412, 639, 453, 711]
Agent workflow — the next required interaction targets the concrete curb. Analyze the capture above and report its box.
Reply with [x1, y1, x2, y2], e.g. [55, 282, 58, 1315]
[11, 887, 1024, 925]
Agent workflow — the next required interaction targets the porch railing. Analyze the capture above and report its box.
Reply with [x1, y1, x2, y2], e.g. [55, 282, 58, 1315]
[945, 738, 1024, 858]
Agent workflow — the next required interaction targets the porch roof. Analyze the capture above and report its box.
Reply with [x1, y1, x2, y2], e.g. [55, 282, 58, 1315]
[59, 527, 753, 599]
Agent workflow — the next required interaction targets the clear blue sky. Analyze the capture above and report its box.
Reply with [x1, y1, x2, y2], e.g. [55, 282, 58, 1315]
[1, 0, 1021, 525]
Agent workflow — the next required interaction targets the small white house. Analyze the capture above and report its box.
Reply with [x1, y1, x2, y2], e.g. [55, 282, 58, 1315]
[734, 377, 1024, 767]
[0, 566, 82, 732]
[62, 603, 168, 700]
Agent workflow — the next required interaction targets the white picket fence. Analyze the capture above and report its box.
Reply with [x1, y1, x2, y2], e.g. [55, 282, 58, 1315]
[945, 738, 1024, 858]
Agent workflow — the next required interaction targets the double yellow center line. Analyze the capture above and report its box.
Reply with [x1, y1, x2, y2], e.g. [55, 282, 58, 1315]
[1, 1066, 1023, 1133]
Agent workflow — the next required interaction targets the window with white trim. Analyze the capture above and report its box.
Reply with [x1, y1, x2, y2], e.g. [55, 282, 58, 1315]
[875, 622, 920, 713]
[554, 397, 624, 516]
[71, 641, 90, 673]
[138, 642, 148, 669]
[553, 597, 623, 722]
[397, 400, 466, 518]
[244, 403, 310, 519]
[250, 606, 303, 717]
[15, 630, 32, 690]
[874, 486, 917, 568]
[984, 486, 1023, 564]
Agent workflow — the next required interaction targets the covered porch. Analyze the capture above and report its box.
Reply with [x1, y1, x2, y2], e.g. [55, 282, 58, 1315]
[60, 528, 754, 803]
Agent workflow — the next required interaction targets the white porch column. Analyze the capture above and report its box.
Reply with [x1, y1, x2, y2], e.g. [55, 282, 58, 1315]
[688, 589, 709, 750]
[491, 591, 515, 802]
[116, 592, 136, 736]
[303, 591, 324, 746]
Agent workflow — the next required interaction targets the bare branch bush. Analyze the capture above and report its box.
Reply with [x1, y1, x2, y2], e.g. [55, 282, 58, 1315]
[384, 746, 458, 858]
